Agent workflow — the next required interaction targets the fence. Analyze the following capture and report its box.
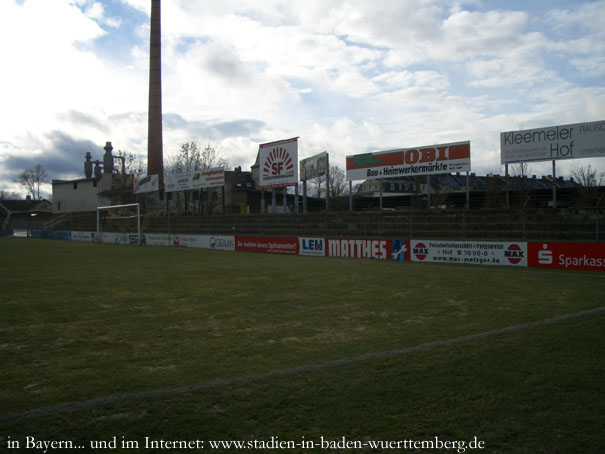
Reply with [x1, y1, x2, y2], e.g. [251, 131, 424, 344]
[45, 207, 604, 242]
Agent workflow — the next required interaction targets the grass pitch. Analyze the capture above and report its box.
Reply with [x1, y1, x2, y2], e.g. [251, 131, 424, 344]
[0, 237, 604, 452]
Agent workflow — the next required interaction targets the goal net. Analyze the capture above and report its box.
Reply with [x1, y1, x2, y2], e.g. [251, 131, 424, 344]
[96, 203, 142, 244]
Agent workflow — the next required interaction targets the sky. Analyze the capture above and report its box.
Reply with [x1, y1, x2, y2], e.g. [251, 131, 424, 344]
[1, 0, 604, 198]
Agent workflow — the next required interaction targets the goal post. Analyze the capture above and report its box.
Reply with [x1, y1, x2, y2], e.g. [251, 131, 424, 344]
[96, 203, 141, 244]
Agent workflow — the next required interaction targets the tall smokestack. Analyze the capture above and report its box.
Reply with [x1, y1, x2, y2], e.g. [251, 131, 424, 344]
[148, 0, 163, 184]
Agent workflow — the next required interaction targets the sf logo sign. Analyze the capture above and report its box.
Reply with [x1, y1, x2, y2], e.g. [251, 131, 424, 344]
[264, 147, 294, 177]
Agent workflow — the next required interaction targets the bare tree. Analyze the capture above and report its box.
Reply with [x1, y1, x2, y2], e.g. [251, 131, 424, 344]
[571, 164, 604, 187]
[17, 164, 47, 200]
[571, 164, 604, 208]
[0, 189, 20, 200]
[510, 163, 531, 208]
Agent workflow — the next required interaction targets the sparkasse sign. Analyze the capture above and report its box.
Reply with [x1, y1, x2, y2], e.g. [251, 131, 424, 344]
[500, 120, 605, 164]
[346, 141, 470, 181]
[259, 137, 299, 190]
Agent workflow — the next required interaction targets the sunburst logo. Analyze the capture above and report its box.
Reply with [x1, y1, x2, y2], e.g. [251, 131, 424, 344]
[263, 147, 294, 177]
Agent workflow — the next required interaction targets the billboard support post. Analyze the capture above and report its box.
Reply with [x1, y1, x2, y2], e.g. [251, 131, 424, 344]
[295, 184, 299, 214]
[379, 179, 383, 210]
[326, 164, 330, 211]
[283, 187, 287, 212]
[427, 175, 431, 208]
[261, 190, 265, 214]
[303, 180, 307, 213]
[466, 171, 470, 210]
[552, 160, 557, 209]
[505, 164, 510, 209]
[349, 180, 353, 211]
[271, 189, 276, 213]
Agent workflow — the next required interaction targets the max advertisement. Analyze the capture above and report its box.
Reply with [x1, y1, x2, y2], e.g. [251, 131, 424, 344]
[410, 240, 527, 266]
[346, 141, 470, 181]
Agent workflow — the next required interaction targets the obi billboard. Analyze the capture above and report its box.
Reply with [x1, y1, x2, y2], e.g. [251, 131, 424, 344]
[410, 240, 527, 266]
[500, 120, 605, 164]
[528, 242, 605, 271]
[346, 141, 470, 181]
[259, 137, 299, 189]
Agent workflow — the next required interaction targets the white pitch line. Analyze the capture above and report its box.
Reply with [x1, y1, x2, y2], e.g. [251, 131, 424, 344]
[2, 306, 604, 423]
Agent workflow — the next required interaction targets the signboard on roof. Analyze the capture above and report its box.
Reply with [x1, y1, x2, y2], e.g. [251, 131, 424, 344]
[259, 137, 299, 190]
[346, 141, 470, 181]
[500, 120, 605, 164]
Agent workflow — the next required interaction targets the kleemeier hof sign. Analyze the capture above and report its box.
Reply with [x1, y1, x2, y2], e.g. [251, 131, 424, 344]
[500, 120, 605, 164]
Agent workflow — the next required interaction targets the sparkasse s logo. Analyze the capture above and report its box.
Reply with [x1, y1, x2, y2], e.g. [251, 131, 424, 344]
[538, 244, 553, 264]
[263, 147, 294, 178]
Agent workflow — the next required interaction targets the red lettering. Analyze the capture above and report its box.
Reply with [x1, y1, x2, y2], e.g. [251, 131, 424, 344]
[436, 146, 448, 161]
[420, 148, 435, 163]
[405, 149, 419, 164]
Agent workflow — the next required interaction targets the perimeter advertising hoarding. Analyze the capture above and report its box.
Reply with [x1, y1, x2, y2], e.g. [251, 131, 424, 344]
[236, 235, 299, 255]
[164, 169, 225, 192]
[71, 231, 95, 242]
[259, 138, 299, 189]
[410, 240, 527, 266]
[299, 237, 326, 256]
[528, 242, 605, 271]
[500, 120, 605, 164]
[326, 238, 409, 261]
[346, 141, 470, 181]
[300, 152, 328, 180]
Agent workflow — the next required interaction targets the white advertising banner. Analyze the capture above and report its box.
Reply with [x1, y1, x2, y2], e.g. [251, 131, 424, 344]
[500, 120, 605, 164]
[133, 174, 159, 194]
[410, 240, 527, 266]
[170, 234, 235, 251]
[165, 169, 225, 192]
[346, 141, 471, 181]
[259, 137, 299, 189]
[71, 231, 96, 242]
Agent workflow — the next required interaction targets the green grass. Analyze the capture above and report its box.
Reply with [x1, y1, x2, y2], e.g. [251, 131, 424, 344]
[0, 237, 604, 453]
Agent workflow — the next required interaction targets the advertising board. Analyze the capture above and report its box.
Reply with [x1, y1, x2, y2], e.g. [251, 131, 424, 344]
[164, 168, 225, 192]
[133, 174, 159, 194]
[171, 234, 235, 251]
[259, 138, 299, 189]
[346, 141, 470, 181]
[500, 120, 605, 164]
[71, 231, 95, 242]
[236, 235, 299, 255]
[299, 237, 326, 256]
[300, 152, 328, 180]
[528, 242, 605, 271]
[327, 238, 408, 260]
[410, 240, 527, 266]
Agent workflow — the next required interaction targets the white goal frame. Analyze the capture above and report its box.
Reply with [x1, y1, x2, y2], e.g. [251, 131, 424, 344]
[96, 203, 141, 244]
